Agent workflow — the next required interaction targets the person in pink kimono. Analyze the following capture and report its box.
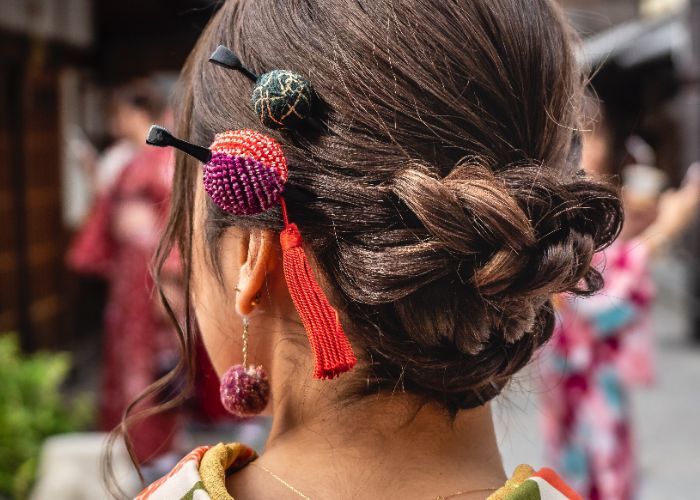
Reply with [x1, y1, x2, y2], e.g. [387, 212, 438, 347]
[539, 103, 700, 499]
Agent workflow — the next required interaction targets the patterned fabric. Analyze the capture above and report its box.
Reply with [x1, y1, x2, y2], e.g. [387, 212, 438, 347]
[488, 465, 582, 500]
[135, 447, 212, 500]
[252, 70, 315, 129]
[199, 443, 256, 500]
[539, 239, 655, 500]
[137, 443, 579, 499]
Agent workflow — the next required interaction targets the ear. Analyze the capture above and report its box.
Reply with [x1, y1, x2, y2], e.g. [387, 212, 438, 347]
[235, 229, 278, 316]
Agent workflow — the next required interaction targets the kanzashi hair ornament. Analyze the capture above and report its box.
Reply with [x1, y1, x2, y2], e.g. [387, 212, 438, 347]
[209, 45, 318, 130]
[147, 125, 286, 215]
[146, 125, 357, 379]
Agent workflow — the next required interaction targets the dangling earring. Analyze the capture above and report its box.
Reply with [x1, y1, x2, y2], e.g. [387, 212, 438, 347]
[220, 298, 270, 417]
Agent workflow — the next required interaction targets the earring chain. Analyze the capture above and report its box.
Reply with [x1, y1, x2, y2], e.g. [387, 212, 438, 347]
[242, 317, 249, 367]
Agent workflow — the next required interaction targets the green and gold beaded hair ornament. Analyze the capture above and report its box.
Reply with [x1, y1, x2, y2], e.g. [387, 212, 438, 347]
[210, 45, 318, 130]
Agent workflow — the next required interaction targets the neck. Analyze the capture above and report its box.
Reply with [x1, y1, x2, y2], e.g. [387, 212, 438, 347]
[252, 327, 506, 499]
[268, 390, 504, 471]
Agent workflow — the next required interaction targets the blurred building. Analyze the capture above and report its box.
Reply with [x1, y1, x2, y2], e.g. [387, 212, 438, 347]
[0, 0, 215, 352]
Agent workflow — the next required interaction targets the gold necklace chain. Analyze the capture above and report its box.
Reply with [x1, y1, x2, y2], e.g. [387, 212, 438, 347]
[250, 462, 499, 500]
[250, 463, 312, 500]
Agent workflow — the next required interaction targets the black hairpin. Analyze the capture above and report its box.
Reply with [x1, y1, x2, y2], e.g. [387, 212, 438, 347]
[209, 45, 258, 82]
[209, 45, 318, 130]
[146, 125, 212, 164]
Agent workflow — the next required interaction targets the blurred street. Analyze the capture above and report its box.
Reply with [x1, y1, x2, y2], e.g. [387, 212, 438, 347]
[495, 253, 700, 500]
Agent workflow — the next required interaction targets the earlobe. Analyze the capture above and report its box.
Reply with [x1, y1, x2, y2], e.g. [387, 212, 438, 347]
[235, 229, 278, 316]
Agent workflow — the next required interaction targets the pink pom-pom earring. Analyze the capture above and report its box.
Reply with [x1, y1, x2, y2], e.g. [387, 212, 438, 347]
[219, 294, 271, 418]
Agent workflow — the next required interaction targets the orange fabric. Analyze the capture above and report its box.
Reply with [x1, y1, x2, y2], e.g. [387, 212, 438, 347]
[533, 467, 583, 500]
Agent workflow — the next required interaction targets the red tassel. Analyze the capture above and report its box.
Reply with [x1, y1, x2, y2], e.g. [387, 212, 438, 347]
[279, 199, 357, 379]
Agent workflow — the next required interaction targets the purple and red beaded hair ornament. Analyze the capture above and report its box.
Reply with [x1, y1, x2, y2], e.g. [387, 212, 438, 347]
[205, 130, 287, 215]
[147, 126, 288, 216]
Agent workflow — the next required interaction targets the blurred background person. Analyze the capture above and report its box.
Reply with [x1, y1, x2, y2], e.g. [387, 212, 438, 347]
[539, 98, 700, 500]
[66, 77, 181, 468]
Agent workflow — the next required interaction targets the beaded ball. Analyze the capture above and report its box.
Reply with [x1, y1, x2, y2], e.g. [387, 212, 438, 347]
[219, 364, 271, 418]
[204, 130, 288, 216]
[252, 70, 316, 129]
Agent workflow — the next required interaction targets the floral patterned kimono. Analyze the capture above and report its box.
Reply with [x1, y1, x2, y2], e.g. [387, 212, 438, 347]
[68, 145, 180, 463]
[136, 443, 582, 499]
[539, 239, 655, 500]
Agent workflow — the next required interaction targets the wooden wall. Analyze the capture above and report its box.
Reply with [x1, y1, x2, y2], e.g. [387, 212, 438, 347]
[0, 50, 24, 342]
[0, 39, 65, 350]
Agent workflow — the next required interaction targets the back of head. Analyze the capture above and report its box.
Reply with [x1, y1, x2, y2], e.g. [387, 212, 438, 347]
[171, 0, 622, 411]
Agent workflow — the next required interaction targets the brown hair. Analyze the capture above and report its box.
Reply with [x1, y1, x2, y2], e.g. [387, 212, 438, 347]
[108, 0, 622, 494]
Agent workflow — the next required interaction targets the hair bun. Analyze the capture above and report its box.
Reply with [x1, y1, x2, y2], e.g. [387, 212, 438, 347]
[384, 161, 621, 353]
[184, 0, 625, 413]
[391, 164, 539, 300]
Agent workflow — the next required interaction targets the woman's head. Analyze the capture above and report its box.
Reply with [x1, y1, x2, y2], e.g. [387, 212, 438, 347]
[160, 0, 622, 414]
[111, 78, 169, 143]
